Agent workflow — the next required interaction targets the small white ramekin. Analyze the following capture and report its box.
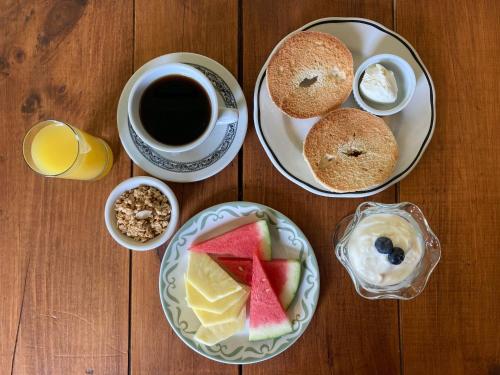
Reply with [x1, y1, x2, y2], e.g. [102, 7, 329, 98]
[104, 176, 179, 251]
[353, 54, 416, 116]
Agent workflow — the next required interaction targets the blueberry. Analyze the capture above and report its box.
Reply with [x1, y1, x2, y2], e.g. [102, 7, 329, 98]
[388, 247, 405, 265]
[375, 236, 393, 254]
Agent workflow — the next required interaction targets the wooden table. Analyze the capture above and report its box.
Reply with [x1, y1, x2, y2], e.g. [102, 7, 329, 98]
[1, 0, 499, 374]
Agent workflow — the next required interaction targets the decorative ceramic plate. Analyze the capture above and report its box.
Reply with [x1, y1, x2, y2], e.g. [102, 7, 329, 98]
[253, 18, 436, 197]
[117, 52, 247, 182]
[159, 202, 320, 364]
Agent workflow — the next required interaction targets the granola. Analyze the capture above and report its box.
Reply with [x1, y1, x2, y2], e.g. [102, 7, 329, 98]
[114, 185, 171, 242]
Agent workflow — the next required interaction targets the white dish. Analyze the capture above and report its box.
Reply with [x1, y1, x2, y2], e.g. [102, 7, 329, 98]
[253, 17, 436, 198]
[353, 54, 416, 116]
[159, 202, 320, 364]
[117, 53, 247, 182]
[104, 176, 179, 251]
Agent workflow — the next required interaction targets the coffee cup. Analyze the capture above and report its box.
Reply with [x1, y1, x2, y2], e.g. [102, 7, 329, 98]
[128, 62, 238, 153]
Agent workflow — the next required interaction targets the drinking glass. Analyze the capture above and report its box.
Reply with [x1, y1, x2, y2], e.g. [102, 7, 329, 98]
[23, 120, 113, 180]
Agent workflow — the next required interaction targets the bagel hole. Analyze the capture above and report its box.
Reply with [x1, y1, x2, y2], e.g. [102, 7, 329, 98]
[299, 76, 318, 87]
[343, 149, 365, 157]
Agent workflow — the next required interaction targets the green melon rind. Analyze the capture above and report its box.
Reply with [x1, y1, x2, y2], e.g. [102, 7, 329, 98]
[281, 260, 301, 309]
[256, 220, 272, 260]
[249, 320, 292, 341]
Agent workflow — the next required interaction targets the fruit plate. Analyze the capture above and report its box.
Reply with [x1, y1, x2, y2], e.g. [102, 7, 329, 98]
[253, 17, 436, 198]
[159, 202, 320, 364]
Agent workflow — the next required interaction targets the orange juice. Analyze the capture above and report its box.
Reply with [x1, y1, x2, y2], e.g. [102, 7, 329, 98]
[24, 120, 113, 180]
[30, 123, 78, 175]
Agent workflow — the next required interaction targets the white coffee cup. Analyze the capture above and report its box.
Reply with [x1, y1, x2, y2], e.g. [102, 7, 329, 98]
[128, 63, 238, 153]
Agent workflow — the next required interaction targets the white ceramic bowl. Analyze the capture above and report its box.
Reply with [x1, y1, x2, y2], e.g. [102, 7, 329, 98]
[353, 54, 416, 116]
[104, 176, 179, 251]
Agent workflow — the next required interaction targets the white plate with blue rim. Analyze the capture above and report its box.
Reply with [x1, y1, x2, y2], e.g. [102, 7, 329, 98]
[117, 52, 247, 182]
[253, 17, 436, 197]
[158, 202, 320, 364]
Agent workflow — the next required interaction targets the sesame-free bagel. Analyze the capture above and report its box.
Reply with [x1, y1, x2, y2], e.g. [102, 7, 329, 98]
[303, 108, 399, 192]
[267, 31, 353, 118]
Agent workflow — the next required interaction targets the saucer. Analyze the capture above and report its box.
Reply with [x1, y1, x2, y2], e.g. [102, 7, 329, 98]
[117, 53, 247, 182]
[253, 18, 436, 197]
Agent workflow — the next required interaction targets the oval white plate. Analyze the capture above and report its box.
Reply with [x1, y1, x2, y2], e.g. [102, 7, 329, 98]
[159, 202, 320, 364]
[253, 18, 436, 197]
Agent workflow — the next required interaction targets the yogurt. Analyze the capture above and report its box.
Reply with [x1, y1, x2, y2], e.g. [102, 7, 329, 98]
[347, 213, 424, 286]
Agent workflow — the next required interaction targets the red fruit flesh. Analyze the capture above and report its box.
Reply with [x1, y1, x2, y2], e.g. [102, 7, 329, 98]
[249, 254, 290, 331]
[190, 221, 271, 260]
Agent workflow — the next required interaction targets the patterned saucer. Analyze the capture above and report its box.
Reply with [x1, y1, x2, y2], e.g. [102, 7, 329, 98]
[117, 53, 247, 182]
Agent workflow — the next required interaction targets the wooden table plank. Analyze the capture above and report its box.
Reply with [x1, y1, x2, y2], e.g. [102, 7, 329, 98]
[396, 1, 500, 374]
[242, 1, 401, 373]
[0, 1, 133, 374]
[130, 1, 240, 373]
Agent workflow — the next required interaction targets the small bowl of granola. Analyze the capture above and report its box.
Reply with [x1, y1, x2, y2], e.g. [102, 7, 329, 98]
[104, 176, 179, 251]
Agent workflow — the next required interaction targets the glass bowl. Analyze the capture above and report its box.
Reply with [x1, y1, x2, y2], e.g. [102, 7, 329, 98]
[334, 202, 441, 300]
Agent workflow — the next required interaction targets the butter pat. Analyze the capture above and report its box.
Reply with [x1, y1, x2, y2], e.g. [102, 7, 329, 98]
[360, 63, 398, 104]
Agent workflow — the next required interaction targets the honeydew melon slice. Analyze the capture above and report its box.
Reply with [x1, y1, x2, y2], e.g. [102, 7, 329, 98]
[185, 278, 249, 314]
[192, 287, 249, 327]
[186, 252, 241, 302]
[194, 307, 246, 346]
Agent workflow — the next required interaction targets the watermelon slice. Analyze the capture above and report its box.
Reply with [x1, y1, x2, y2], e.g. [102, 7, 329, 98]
[216, 257, 301, 309]
[249, 254, 292, 341]
[190, 220, 271, 260]
[215, 257, 253, 284]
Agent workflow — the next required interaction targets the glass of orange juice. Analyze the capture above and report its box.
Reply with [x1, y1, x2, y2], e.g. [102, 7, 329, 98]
[23, 120, 113, 180]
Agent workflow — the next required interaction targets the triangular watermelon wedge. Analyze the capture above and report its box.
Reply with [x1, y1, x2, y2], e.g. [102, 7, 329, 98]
[190, 220, 271, 260]
[216, 257, 301, 310]
[249, 254, 292, 341]
[214, 257, 253, 284]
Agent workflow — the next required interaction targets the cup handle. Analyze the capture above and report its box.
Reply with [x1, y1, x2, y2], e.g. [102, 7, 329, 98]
[215, 107, 238, 125]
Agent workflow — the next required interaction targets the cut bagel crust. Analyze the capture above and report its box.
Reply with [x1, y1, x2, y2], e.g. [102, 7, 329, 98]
[267, 31, 353, 119]
[303, 108, 399, 192]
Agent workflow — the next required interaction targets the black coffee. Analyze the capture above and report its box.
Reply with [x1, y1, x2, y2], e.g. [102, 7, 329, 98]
[139, 75, 211, 146]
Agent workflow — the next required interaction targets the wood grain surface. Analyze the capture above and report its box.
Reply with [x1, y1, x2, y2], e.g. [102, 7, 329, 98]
[241, 1, 400, 374]
[396, 1, 500, 374]
[0, 1, 133, 374]
[130, 1, 239, 374]
[1, 0, 500, 374]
